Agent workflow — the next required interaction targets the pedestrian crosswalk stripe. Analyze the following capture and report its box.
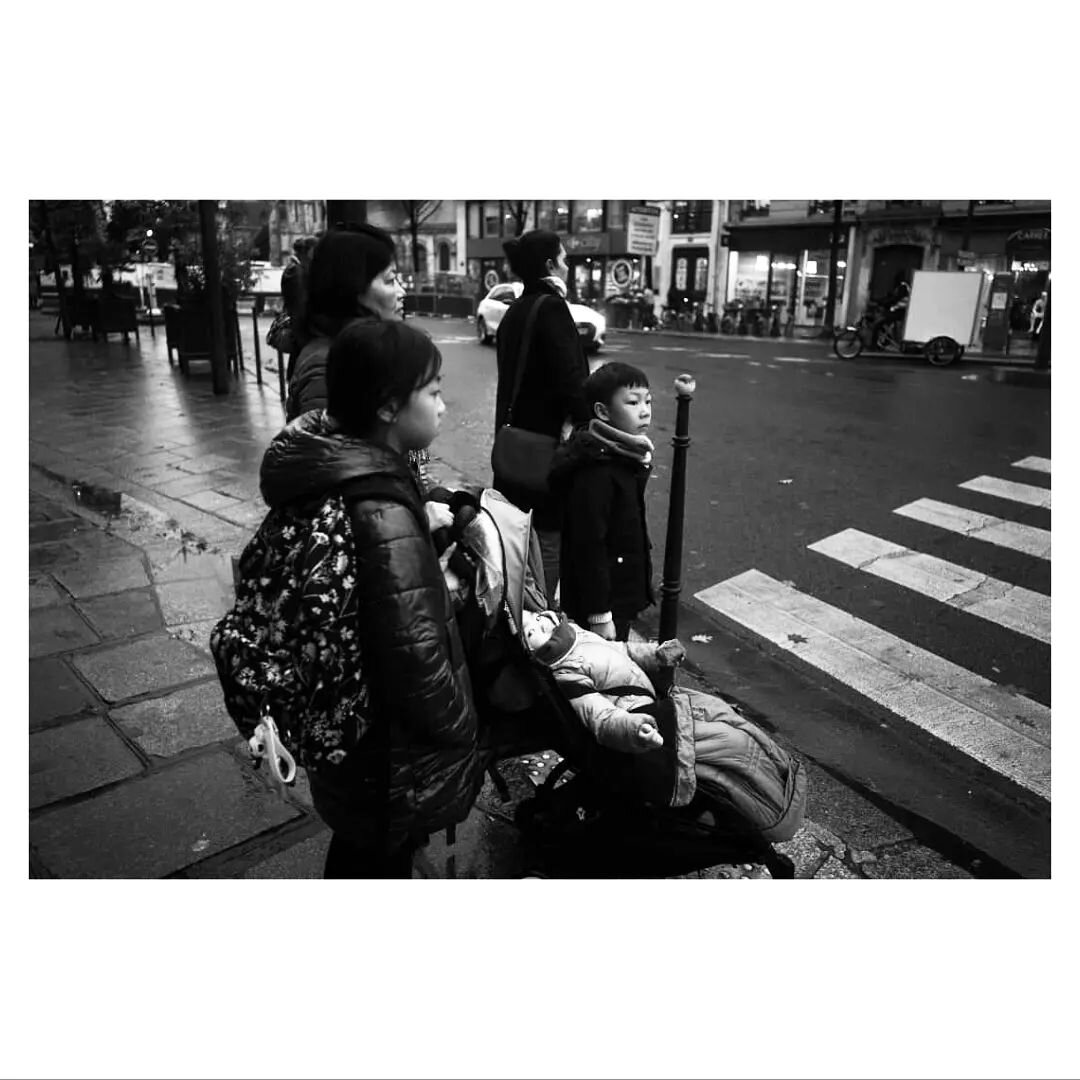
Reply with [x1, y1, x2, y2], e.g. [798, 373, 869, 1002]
[894, 499, 1051, 560]
[959, 475, 1051, 509]
[1013, 456, 1051, 474]
[694, 569, 1050, 801]
[808, 528, 1050, 644]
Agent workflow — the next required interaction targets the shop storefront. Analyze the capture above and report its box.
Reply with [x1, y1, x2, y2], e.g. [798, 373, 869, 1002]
[725, 223, 849, 327]
[938, 216, 1050, 346]
[464, 200, 648, 307]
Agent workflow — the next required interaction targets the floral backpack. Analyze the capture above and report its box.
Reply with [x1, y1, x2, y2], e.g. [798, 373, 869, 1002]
[210, 485, 378, 782]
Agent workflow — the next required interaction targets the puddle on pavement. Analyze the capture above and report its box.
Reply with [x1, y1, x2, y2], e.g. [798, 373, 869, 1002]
[71, 480, 123, 516]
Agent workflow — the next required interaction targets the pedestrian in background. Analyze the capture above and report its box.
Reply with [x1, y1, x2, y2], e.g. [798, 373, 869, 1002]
[259, 320, 483, 877]
[285, 224, 405, 422]
[493, 229, 591, 600]
[280, 236, 317, 382]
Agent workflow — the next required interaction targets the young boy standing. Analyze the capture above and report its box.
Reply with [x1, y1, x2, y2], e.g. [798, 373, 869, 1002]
[549, 362, 656, 640]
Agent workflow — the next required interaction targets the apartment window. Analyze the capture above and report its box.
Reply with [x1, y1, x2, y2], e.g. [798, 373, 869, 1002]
[741, 200, 770, 219]
[534, 200, 570, 232]
[483, 201, 501, 237]
[573, 200, 604, 233]
[606, 201, 625, 229]
[467, 202, 482, 238]
[671, 200, 713, 233]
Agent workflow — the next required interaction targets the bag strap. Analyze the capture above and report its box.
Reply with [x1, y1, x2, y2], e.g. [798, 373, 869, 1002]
[505, 294, 549, 425]
[560, 682, 657, 702]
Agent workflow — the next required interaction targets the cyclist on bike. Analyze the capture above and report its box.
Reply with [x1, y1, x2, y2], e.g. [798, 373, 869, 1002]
[872, 271, 911, 346]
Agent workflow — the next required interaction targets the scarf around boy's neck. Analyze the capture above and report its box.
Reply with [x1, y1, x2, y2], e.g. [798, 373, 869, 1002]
[586, 418, 654, 466]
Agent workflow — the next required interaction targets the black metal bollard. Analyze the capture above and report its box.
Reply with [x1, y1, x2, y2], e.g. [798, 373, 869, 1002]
[659, 374, 696, 643]
[251, 306, 263, 387]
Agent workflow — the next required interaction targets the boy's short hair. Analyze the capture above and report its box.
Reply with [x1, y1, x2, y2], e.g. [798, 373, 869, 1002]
[585, 362, 650, 410]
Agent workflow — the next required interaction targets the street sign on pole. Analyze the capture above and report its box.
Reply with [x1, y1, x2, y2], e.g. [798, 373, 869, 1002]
[141, 238, 158, 260]
[627, 205, 660, 256]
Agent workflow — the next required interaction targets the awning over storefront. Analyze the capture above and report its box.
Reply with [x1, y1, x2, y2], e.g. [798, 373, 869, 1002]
[725, 223, 838, 252]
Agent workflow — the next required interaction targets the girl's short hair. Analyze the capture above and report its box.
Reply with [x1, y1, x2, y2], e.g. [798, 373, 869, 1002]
[502, 229, 562, 283]
[305, 224, 396, 325]
[326, 320, 442, 436]
[585, 361, 650, 409]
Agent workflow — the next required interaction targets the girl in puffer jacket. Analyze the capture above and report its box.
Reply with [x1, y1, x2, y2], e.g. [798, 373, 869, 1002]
[258, 319, 483, 877]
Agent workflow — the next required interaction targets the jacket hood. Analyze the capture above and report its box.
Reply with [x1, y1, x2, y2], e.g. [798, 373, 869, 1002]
[549, 419, 653, 491]
[260, 410, 412, 509]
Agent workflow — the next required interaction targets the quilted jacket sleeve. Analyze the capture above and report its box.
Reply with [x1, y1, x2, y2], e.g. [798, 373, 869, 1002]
[347, 497, 478, 786]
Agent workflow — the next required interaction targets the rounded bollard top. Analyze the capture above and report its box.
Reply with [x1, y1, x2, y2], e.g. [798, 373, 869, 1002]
[674, 373, 696, 398]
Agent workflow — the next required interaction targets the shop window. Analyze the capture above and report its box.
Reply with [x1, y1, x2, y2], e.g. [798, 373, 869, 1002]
[671, 200, 713, 233]
[606, 201, 625, 229]
[554, 202, 570, 232]
[573, 201, 604, 233]
[483, 201, 501, 237]
[730, 251, 769, 305]
[797, 249, 846, 324]
[674, 257, 688, 291]
[536, 200, 556, 231]
[467, 202, 482, 239]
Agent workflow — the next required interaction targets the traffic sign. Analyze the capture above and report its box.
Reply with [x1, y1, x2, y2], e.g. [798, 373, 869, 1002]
[141, 238, 159, 259]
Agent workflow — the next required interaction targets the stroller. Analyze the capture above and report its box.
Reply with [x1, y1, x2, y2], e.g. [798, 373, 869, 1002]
[444, 488, 797, 879]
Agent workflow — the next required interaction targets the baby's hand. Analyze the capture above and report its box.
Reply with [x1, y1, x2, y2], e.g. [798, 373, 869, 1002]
[635, 720, 664, 749]
[655, 639, 686, 668]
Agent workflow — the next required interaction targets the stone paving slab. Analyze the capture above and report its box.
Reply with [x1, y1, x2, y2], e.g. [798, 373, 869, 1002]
[30, 715, 144, 809]
[51, 555, 151, 599]
[29, 605, 101, 658]
[240, 831, 332, 879]
[29, 575, 67, 609]
[155, 577, 234, 626]
[110, 680, 237, 758]
[76, 589, 163, 639]
[30, 748, 300, 878]
[70, 633, 216, 703]
[167, 621, 218, 656]
[147, 546, 236, 586]
[29, 658, 101, 727]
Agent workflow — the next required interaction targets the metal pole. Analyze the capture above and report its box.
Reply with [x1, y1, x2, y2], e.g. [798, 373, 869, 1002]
[197, 200, 230, 396]
[824, 199, 842, 330]
[251, 305, 263, 386]
[658, 374, 696, 642]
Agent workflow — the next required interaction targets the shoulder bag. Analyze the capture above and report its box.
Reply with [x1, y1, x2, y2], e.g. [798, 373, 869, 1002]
[491, 295, 558, 494]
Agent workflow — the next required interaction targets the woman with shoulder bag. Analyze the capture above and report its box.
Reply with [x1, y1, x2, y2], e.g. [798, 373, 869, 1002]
[492, 230, 592, 600]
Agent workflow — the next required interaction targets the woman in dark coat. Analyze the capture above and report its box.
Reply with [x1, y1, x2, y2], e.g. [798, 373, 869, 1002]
[493, 230, 592, 599]
[285, 223, 406, 422]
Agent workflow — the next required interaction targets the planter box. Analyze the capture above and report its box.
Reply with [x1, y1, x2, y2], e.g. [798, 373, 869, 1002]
[163, 304, 239, 376]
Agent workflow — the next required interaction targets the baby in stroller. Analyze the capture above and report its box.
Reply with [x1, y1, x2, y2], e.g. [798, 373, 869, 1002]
[441, 488, 802, 878]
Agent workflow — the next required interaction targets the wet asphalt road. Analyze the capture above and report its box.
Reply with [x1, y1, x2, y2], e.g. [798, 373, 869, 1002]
[423, 321, 1050, 709]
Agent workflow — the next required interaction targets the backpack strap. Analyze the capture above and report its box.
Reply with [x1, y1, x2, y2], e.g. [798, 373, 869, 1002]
[504, 294, 550, 426]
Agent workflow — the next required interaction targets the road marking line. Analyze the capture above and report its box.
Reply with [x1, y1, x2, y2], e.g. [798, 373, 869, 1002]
[650, 346, 691, 352]
[772, 356, 813, 363]
[894, 499, 1050, 560]
[699, 353, 751, 359]
[1013, 456, 1050, 474]
[694, 569, 1050, 800]
[808, 528, 1050, 643]
[959, 475, 1050, 509]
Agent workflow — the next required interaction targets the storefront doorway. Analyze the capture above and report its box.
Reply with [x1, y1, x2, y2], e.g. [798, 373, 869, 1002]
[870, 244, 923, 302]
[670, 246, 709, 309]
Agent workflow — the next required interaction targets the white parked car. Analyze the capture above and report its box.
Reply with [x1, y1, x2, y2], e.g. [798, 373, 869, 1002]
[475, 281, 606, 353]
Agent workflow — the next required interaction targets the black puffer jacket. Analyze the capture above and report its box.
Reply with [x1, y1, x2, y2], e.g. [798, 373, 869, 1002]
[260, 411, 482, 848]
[549, 424, 655, 626]
[494, 280, 592, 529]
[285, 309, 378, 423]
